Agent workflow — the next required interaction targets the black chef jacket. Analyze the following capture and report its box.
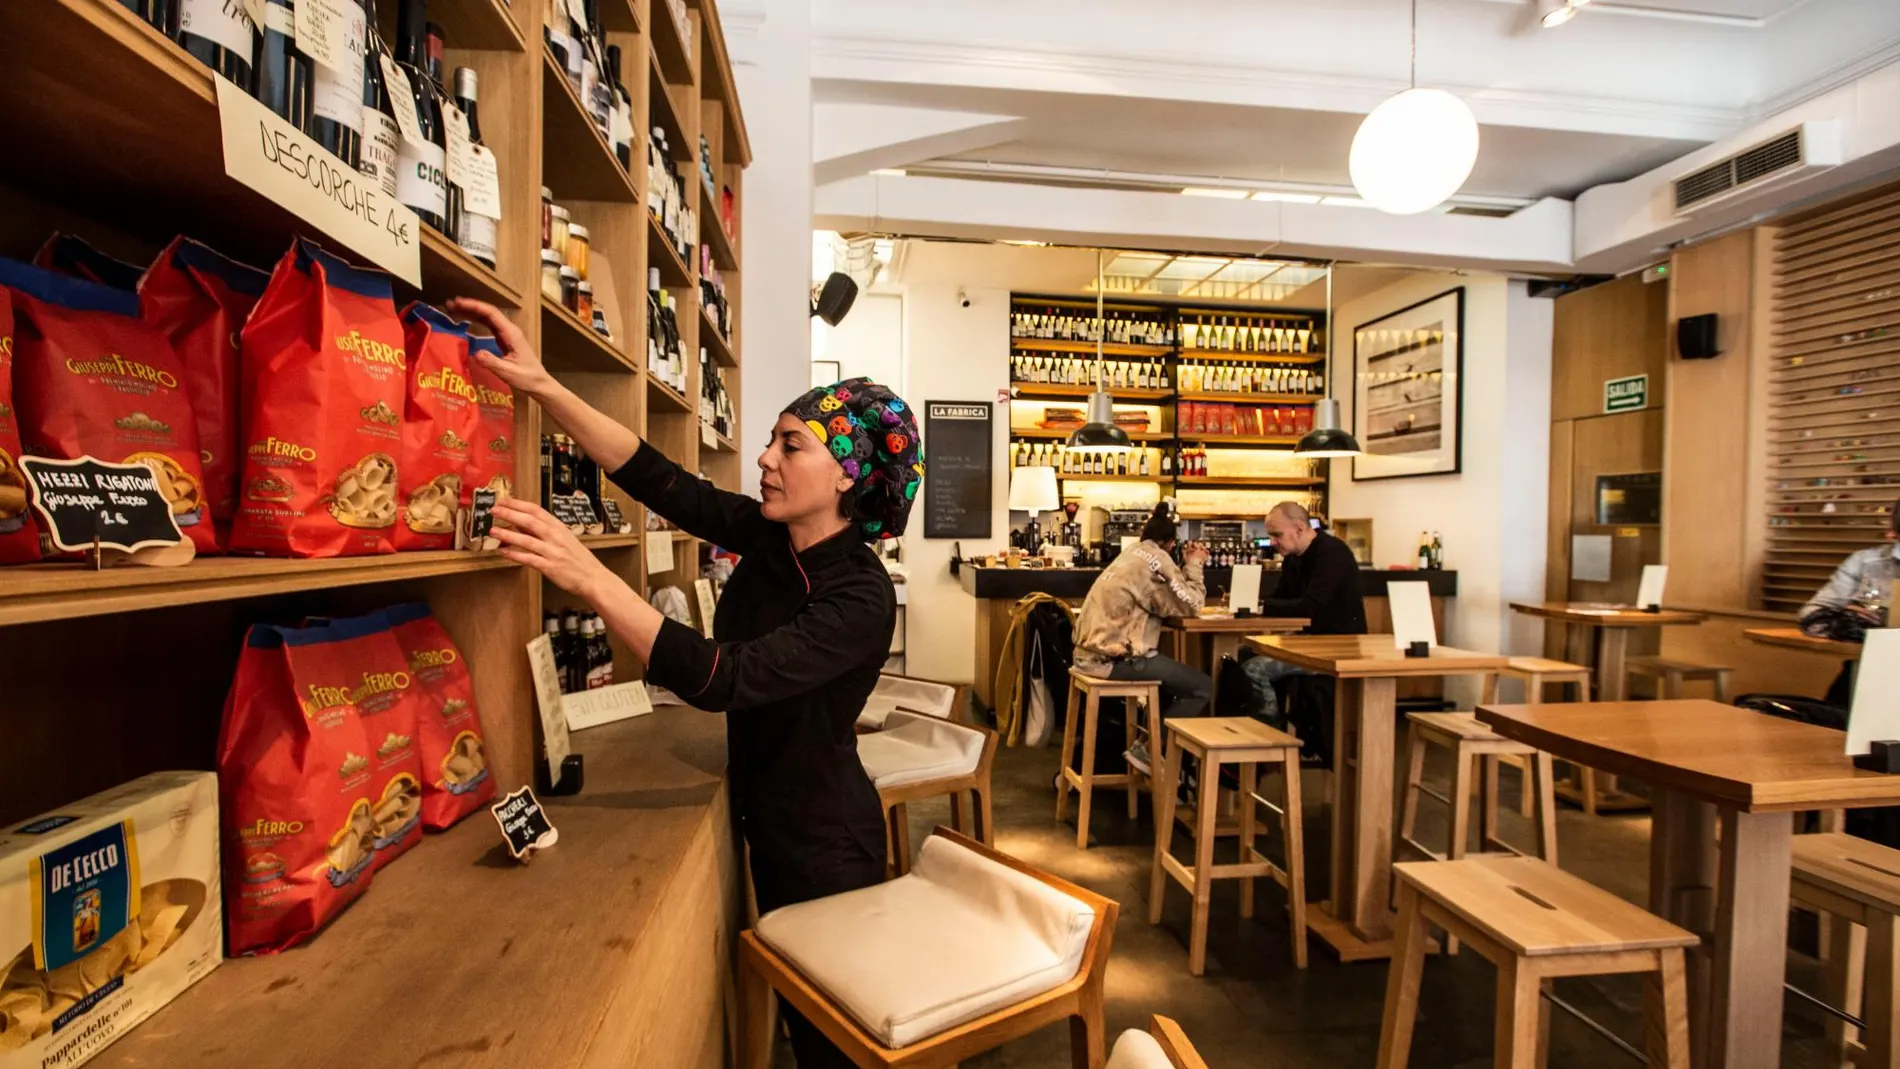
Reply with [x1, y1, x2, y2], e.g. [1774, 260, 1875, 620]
[609, 442, 893, 910]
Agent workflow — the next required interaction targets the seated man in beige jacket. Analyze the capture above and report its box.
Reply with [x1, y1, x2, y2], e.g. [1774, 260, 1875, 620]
[1071, 503, 1210, 775]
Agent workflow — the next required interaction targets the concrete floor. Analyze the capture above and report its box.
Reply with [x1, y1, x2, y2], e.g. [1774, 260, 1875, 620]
[877, 727, 1841, 1069]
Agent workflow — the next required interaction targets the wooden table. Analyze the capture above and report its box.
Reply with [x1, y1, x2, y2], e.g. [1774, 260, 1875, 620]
[1165, 613, 1309, 696]
[1245, 634, 1505, 961]
[1744, 626, 1865, 660]
[1477, 699, 1900, 1069]
[1509, 602, 1708, 811]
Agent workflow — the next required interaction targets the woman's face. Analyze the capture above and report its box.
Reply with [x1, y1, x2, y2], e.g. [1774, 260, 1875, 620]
[759, 412, 855, 525]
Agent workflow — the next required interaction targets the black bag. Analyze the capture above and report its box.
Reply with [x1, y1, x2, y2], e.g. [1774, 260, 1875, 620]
[1282, 674, 1336, 768]
[1214, 654, 1259, 718]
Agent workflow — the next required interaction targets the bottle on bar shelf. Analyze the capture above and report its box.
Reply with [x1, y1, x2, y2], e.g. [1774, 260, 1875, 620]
[308, 0, 367, 167]
[606, 44, 635, 170]
[177, 0, 256, 93]
[393, 0, 449, 233]
[453, 67, 499, 269]
[359, 5, 402, 197]
[253, 0, 310, 131]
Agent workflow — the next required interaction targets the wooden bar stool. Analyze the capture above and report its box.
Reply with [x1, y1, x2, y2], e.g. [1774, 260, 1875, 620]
[1058, 668, 1161, 849]
[1482, 656, 1593, 816]
[1627, 655, 1733, 702]
[1149, 716, 1309, 973]
[1791, 832, 1900, 1069]
[1377, 857, 1696, 1069]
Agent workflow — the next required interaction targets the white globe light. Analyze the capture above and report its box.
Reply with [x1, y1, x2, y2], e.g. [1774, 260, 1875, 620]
[1349, 88, 1481, 215]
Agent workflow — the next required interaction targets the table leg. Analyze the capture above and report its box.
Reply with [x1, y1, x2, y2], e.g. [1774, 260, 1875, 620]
[1650, 788, 1720, 1069]
[1341, 677, 1398, 944]
[1704, 808, 1794, 1069]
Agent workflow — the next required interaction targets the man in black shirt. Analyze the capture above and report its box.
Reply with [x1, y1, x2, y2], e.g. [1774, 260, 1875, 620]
[1244, 501, 1368, 718]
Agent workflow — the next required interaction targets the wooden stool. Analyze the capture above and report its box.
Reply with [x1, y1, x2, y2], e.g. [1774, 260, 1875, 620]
[1107, 1014, 1210, 1069]
[1057, 669, 1162, 849]
[1791, 832, 1900, 1069]
[1627, 655, 1733, 702]
[1482, 657, 1604, 815]
[1149, 717, 1308, 973]
[1377, 857, 1696, 1069]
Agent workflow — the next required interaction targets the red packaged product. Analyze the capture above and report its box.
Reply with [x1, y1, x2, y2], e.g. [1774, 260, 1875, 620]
[142, 237, 270, 543]
[0, 257, 219, 555]
[1221, 404, 1238, 436]
[385, 601, 495, 829]
[219, 612, 424, 955]
[233, 239, 407, 557]
[33, 232, 145, 291]
[0, 293, 39, 564]
[395, 304, 480, 551]
[465, 334, 517, 503]
[1183, 402, 1200, 436]
[1268, 406, 1284, 436]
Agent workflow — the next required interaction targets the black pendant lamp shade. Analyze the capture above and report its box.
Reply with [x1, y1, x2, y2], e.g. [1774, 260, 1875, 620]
[1066, 386, 1133, 452]
[1294, 398, 1362, 457]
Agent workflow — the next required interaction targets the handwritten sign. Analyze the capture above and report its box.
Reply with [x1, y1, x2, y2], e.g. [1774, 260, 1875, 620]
[695, 578, 718, 637]
[490, 787, 558, 862]
[701, 421, 718, 449]
[20, 456, 186, 554]
[293, 0, 354, 72]
[459, 488, 498, 550]
[645, 530, 675, 574]
[549, 491, 597, 531]
[564, 681, 654, 732]
[464, 145, 503, 220]
[378, 55, 426, 148]
[216, 78, 421, 285]
[443, 101, 472, 190]
[600, 498, 628, 533]
[526, 634, 573, 781]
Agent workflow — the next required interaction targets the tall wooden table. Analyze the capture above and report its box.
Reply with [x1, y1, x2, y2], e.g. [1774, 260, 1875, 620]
[1508, 602, 1708, 811]
[1743, 626, 1864, 660]
[1245, 634, 1504, 961]
[1477, 699, 1900, 1069]
[1165, 613, 1308, 696]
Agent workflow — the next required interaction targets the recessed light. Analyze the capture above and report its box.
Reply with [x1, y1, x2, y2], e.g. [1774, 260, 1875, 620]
[1319, 196, 1376, 208]
[870, 168, 906, 177]
[1181, 187, 1250, 199]
[1251, 192, 1324, 204]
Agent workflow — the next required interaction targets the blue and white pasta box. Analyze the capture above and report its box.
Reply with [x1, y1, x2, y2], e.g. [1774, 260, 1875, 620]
[0, 772, 222, 1066]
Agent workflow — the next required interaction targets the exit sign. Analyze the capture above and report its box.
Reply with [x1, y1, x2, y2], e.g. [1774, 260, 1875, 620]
[1604, 374, 1648, 413]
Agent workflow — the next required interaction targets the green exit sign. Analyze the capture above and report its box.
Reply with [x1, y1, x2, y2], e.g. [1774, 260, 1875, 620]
[1604, 374, 1649, 413]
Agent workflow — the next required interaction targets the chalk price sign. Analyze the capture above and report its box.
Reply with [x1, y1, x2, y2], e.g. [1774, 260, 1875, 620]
[20, 456, 185, 554]
[490, 786, 559, 862]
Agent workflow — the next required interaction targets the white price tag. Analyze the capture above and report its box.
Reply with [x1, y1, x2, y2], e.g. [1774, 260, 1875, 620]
[379, 55, 427, 148]
[526, 634, 573, 774]
[700, 421, 717, 449]
[564, 0, 588, 31]
[443, 101, 472, 189]
[464, 144, 503, 220]
[294, 0, 352, 72]
[241, 0, 267, 32]
[563, 681, 655, 733]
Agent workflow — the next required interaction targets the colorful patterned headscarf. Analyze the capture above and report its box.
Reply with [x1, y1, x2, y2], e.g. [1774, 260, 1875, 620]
[784, 377, 924, 541]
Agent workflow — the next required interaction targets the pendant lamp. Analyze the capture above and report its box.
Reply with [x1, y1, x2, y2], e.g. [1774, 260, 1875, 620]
[1295, 264, 1364, 458]
[1066, 251, 1134, 454]
[1348, 0, 1480, 216]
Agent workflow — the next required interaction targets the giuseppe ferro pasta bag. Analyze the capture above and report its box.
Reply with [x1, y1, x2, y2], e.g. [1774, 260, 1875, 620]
[395, 305, 479, 552]
[383, 602, 495, 829]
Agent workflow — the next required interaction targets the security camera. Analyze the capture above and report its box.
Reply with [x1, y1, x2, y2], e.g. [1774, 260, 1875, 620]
[958, 288, 970, 308]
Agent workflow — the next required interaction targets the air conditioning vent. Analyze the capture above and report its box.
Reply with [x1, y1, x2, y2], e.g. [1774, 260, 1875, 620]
[1672, 122, 1842, 216]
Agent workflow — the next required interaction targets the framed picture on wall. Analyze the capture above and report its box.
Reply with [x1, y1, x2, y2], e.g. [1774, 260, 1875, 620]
[1351, 287, 1464, 481]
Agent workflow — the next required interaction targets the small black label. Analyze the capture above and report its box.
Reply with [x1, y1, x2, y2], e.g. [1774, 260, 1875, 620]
[12, 815, 79, 835]
[466, 488, 498, 543]
[548, 491, 597, 530]
[600, 499, 626, 531]
[490, 786, 557, 860]
[20, 455, 186, 554]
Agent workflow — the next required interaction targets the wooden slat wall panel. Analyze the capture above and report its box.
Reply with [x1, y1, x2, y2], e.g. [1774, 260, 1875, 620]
[1764, 180, 1900, 611]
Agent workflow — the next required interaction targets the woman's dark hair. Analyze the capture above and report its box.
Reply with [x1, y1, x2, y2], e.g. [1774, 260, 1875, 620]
[1141, 503, 1177, 545]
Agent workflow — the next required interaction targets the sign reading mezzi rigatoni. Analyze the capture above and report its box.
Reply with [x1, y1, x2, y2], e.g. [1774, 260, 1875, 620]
[214, 77, 422, 286]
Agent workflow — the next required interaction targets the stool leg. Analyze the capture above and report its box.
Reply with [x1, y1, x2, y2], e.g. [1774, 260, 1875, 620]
[739, 948, 775, 1069]
[949, 792, 966, 835]
[1076, 693, 1101, 850]
[1581, 767, 1600, 817]
[1057, 681, 1081, 822]
[1866, 913, 1899, 1069]
[1375, 882, 1429, 1069]
[1446, 749, 1476, 956]
[1398, 724, 1427, 855]
[1534, 752, 1559, 866]
[1146, 694, 1165, 818]
[890, 803, 912, 876]
[1496, 957, 1544, 1069]
[1126, 696, 1142, 819]
[1663, 671, 1683, 700]
[1714, 670, 1732, 704]
[1482, 755, 1505, 855]
[1482, 673, 1500, 705]
[978, 786, 996, 846]
[1149, 731, 1179, 927]
[1283, 750, 1309, 970]
[1646, 947, 1691, 1069]
[1069, 1006, 1105, 1069]
[1189, 756, 1219, 976]
[1239, 761, 1259, 921]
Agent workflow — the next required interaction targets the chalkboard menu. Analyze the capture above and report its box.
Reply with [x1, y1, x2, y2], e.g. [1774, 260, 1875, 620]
[924, 401, 992, 539]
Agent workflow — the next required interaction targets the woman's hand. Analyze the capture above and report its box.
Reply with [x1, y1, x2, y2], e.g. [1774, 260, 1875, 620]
[491, 498, 619, 601]
[448, 297, 558, 401]
[1182, 540, 1211, 566]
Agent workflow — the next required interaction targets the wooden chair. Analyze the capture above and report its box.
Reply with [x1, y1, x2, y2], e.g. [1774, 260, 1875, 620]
[739, 827, 1119, 1069]
[1790, 832, 1900, 1069]
[862, 712, 998, 876]
[858, 673, 970, 733]
[1482, 656, 1594, 815]
[1376, 856, 1696, 1069]
[1058, 668, 1162, 849]
[1626, 655, 1733, 702]
[1106, 1014, 1210, 1069]
[1149, 717, 1308, 973]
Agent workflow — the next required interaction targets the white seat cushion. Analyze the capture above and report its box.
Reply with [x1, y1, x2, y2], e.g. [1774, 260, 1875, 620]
[858, 674, 959, 729]
[858, 711, 985, 789]
[754, 835, 1095, 1048]
[1106, 1029, 1172, 1069]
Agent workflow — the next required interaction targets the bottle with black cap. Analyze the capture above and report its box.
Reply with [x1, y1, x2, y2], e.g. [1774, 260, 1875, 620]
[393, 0, 447, 232]
[359, 3, 402, 197]
[253, 0, 310, 130]
[308, 0, 367, 167]
[452, 66, 498, 268]
[606, 44, 634, 170]
[424, 20, 465, 242]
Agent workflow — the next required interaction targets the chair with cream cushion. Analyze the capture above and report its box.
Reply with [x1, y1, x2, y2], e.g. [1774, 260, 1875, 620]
[1107, 1015, 1210, 1069]
[740, 827, 1119, 1069]
[860, 710, 998, 874]
[859, 672, 967, 732]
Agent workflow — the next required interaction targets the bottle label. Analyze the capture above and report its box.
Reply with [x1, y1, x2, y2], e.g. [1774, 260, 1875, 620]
[397, 139, 448, 218]
[610, 101, 632, 155]
[361, 109, 402, 197]
[463, 144, 503, 220]
[293, 0, 354, 72]
[263, 2, 294, 34]
[458, 212, 499, 264]
[180, 0, 257, 56]
[311, 19, 367, 133]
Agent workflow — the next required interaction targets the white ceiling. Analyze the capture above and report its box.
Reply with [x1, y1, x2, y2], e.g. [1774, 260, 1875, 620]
[1599, 0, 1809, 17]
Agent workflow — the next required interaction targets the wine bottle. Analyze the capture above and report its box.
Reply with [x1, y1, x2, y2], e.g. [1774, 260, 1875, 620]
[253, 0, 309, 129]
[424, 22, 465, 242]
[452, 67, 499, 268]
[394, 0, 447, 231]
[359, 8, 401, 197]
[308, 0, 367, 167]
[606, 44, 635, 170]
[176, 0, 255, 90]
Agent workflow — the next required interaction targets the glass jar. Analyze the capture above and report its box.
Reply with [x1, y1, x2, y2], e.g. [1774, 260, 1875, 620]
[540, 186, 553, 251]
[575, 280, 594, 322]
[565, 223, 590, 280]
[559, 266, 581, 314]
[548, 204, 570, 261]
[540, 249, 563, 302]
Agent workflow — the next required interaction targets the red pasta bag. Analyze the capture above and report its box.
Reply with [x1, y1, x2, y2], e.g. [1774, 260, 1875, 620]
[0, 292, 40, 564]
[0, 257, 218, 555]
[33, 232, 145, 291]
[465, 334, 517, 503]
[384, 601, 495, 829]
[234, 239, 406, 557]
[395, 304, 479, 551]
[219, 612, 424, 955]
[142, 237, 270, 545]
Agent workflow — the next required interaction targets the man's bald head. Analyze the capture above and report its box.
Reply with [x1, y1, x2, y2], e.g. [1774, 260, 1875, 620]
[1264, 501, 1317, 556]
[1267, 502, 1311, 528]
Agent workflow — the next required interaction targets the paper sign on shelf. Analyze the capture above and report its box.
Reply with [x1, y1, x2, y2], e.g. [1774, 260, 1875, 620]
[215, 78, 421, 286]
[645, 530, 675, 574]
[1636, 564, 1668, 610]
[378, 56, 427, 148]
[526, 633, 574, 779]
[564, 681, 655, 733]
[240, 0, 268, 33]
[464, 145, 503, 220]
[1229, 564, 1262, 614]
[565, 0, 590, 32]
[443, 101, 472, 190]
[1847, 629, 1900, 756]
[1388, 581, 1438, 649]
[294, 0, 353, 72]
[701, 421, 718, 449]
[695, 578, 717, 637]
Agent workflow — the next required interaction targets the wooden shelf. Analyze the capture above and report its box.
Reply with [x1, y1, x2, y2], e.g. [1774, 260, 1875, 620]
[651, 0, 697, 83]
[1009, 383, 1174, 401]
[580, 532, 642, 549]
[1010, 428, 1170, 442]
[1176, 392, 1320, 405]
[433, 0, 528, 51]
[703, 425, 738, 453]
[1186, 434, 1304, 446]
[597, 0, 641, 33]
[0, 551, 521, 628]
[701, 308, 736, 367]
[541, 46, 637, 203]
[649, 53, 693, 164]
[1057, 473, 1166, 484]
[1174, 476, 1326, 488]
[541, 295, 638, 373]
[649, 213, 695, 288]
[421, 227, 524, 310]
[691, 0, 751, 165]
[1178, 349, 1324, 364]
[648, 374, 693, 414]
[1011, 338, 1173, 357]
[701, 180, 738, 271]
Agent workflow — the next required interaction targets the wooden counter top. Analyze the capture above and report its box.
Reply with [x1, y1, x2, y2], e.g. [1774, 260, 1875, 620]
[93, 708, 738, 1069]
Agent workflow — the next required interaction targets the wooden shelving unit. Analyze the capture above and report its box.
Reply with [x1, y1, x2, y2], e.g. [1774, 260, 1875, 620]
[1010, 382, 1174, 401]
[1177, 391, 1321, 405]
[1178, 348, 1325, 364]
[1010, 427, 1172, 442]
[1012, 337, 1174, 358]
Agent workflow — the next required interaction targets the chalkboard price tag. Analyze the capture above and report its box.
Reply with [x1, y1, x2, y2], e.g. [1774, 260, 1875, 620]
[21, 456, 187, 555]
[459, 488, 498, 550]
[490, 786, 559, 862]
[600, 499, 629, 533]
[549, 491, 597, 531]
